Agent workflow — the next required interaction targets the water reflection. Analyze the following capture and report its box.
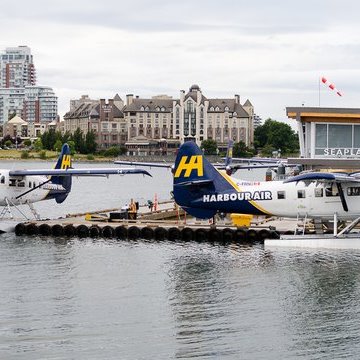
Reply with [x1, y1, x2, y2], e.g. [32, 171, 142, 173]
[277, 249, 360, 359]
[166, 243, 276, 359]
[0, 235, 77, 356]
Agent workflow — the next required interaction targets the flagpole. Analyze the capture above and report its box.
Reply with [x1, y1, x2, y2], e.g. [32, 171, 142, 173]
[318, 76, 321, 106]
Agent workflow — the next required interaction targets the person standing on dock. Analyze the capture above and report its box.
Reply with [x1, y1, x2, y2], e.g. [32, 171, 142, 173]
[128, 198, 137, 220]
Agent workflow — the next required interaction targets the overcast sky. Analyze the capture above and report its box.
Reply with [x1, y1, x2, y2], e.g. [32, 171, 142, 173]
[1, 0, 359, 125]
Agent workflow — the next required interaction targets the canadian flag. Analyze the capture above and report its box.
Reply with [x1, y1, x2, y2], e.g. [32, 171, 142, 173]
[321, 76, 342, 96]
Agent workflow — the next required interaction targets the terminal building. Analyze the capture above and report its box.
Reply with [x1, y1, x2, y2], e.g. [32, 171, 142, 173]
[287, 107, 360, 169]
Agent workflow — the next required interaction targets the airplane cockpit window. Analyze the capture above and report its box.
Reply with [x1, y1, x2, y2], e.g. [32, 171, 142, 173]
[347, 187, 360, 196]
[315, 188, 323, 197]
[297, 190, 305, 198]
[0, 176, 5, 184]
[277, 191, 286, 199]
[9, 179, 16, 187]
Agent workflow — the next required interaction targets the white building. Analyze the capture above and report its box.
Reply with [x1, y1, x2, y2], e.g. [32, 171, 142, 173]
[124, 85, 254, 147]
[0, 46, 57, 124]
[0, 46, 36, 88]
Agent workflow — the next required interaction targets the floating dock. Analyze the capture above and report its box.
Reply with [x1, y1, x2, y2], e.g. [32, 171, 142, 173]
[13, 201, 283, 244]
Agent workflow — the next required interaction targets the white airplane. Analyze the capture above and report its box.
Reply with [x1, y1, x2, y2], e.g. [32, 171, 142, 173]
[0, 143, 150, 219]
[171, 141, 360, 236]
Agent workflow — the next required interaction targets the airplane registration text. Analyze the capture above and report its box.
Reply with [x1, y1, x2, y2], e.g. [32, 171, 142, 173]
[203, 191, 272, 203]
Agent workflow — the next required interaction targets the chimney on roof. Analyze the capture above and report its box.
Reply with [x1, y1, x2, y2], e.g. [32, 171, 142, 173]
[234, 94, 240, 104]
[126, 94, 134, 106]
[180, 90, 185, 104]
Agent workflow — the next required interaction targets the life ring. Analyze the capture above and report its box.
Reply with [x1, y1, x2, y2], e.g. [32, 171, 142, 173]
[115, 226, 128, 240]
[181, 227, 194, 241]
[234, 228, 247, 243]
[128, 226, 140, 240]
[269, 230, 280, 239]
[195, 228, 208, 242]
[141, 227, 154, 240]
[38, 223, 51, 236]
[209, 228, 222, 242]
[15, 223, 26, 236]
[168, 227, 181, 241]
[51, 224, 64, 237]
[63, 224, 75, 237]
[257, 229, 271, 242]
[25, 223, 38, 236]
[101, 225, 114, 238]
[246, 229, 259, 243]
[154, 227, 168, 241]
[222, 228, 234, 243]
[89, 225, 101, 238]
[76, 224, 89, 238]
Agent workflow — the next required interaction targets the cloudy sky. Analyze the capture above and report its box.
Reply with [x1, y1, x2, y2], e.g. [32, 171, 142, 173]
[1, 0, 359, 125]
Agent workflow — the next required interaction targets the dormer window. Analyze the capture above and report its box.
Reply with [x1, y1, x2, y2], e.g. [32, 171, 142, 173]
[145, 106, 150, 111]
[224, 106, 229, 112]
[215, 106, 220, 111]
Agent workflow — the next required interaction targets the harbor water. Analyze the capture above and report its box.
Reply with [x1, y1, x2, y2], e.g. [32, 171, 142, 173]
[1, 163, 360, 359]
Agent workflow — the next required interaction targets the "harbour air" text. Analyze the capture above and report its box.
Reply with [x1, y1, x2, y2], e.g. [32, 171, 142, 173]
[203, 191, 272, 203]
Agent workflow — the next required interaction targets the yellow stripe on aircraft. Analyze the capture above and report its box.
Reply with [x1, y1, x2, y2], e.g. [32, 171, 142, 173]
[217, 170, 273, 215]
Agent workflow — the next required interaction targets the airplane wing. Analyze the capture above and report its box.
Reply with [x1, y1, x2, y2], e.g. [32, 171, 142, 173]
[9, 168, 152, 177]
[114, 160, 173, 169]
[283, 172, 360, 184]
[216, 163, 299, 171]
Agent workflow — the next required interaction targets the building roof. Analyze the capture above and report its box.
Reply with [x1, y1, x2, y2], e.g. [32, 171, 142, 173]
[124, 98, 174, 112]
[208, 99, 249, 117]
[7, 115, 27, 125]
[287, 107, 360, 121]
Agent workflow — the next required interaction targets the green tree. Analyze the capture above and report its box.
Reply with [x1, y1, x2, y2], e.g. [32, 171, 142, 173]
[41, 128, 57, 150]
[73, 127, 85, 153]
[85, 130, 97, 154]
[254, 118, 299, 156]
[233, 141, 255, 157]
[67, 140, 76, 155]
[53, 139, 63, 152]
[103, 146, 120, 157]
[201, 139, 218, 155]
[23, 139, 32, 147]
[34, 138, 43, 151]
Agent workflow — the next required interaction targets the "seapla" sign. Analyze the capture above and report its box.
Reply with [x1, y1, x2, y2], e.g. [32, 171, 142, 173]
[323, 148, 360, 157]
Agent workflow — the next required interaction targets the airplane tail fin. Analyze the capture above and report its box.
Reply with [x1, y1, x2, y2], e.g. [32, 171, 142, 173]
[51, 143, 72, 203]
[173, 141, 234, 219]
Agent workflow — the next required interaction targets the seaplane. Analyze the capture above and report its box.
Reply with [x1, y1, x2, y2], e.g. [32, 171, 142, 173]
[171, 141, 360, 248]
[0, 143, 150, 227]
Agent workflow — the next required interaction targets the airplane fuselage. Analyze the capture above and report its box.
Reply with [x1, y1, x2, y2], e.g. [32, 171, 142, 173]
[0, 170, 65, 206]
[189, 175, 360, 220]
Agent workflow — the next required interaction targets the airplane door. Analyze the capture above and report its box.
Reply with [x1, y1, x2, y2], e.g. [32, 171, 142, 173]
[295, 185, 309, 217]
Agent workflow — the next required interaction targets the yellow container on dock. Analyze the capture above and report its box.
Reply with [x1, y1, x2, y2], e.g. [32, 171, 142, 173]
[230, 213, 253, 227]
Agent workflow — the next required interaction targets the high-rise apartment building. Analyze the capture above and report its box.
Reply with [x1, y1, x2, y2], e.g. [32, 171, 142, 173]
[0, 46, 58, 124]
[0, 46, 36, 88]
